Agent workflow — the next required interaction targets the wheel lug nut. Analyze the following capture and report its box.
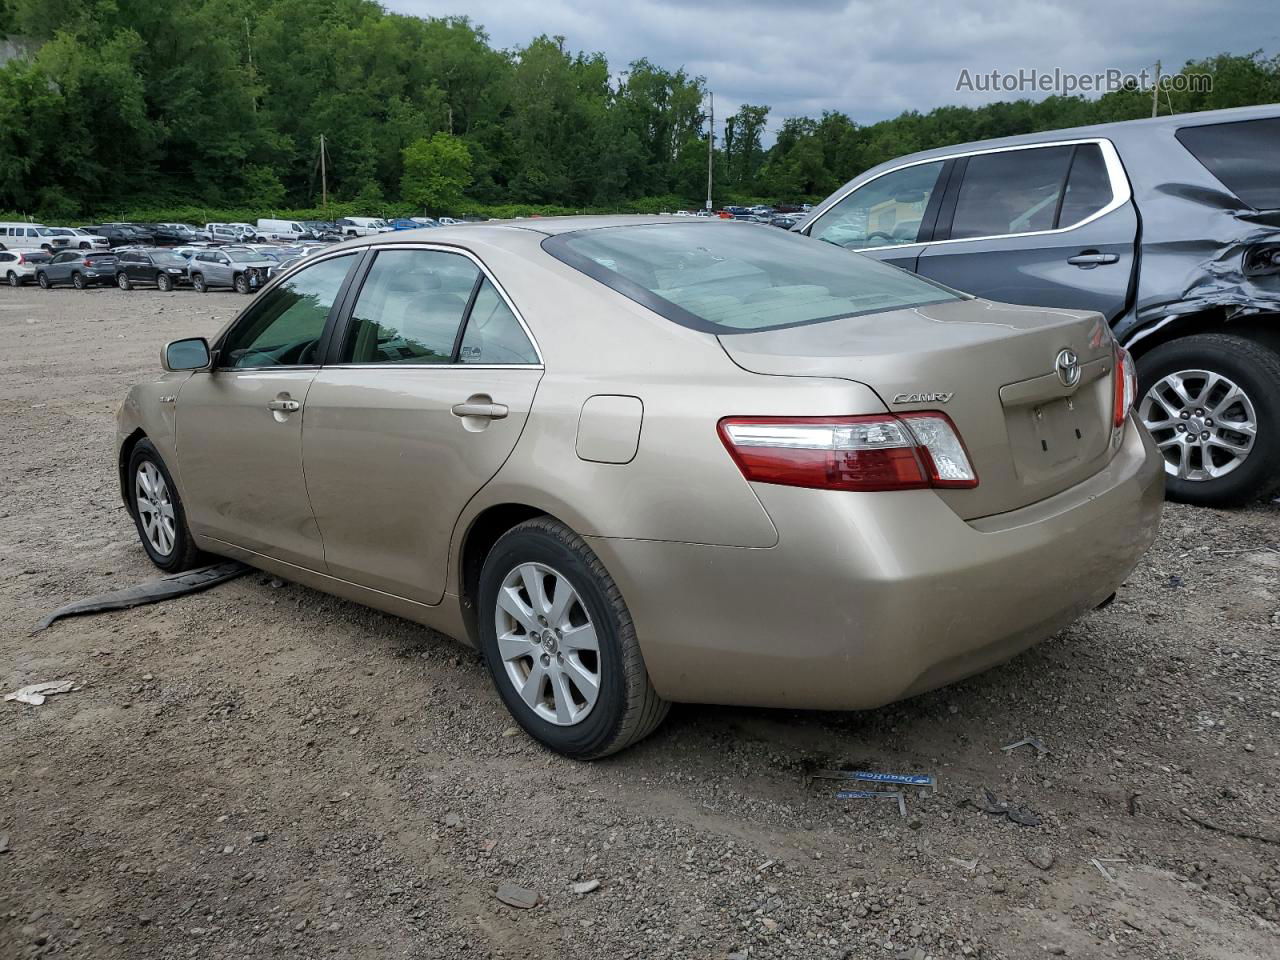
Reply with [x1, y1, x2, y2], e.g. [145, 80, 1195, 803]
[1206, 419, 1214, 426]
[540, 654, 550, 666]
[1180, 412, 1190, 419]
[1201, 431, 1210, 440]
[556, 653, 564, 663]
[1177, 425, 1186, 432]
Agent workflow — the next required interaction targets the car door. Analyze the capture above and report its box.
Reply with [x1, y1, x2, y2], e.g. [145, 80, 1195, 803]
[302, 246, 543, 603]
[174, 251, 361, 568]
[914, 140, 1138, 321]
[46, 251, 73, 283]
[802, 159, 952, 271]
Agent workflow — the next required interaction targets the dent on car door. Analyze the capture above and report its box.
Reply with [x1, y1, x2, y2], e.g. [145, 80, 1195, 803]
[174, 252, 360, 567]
[303, 247, 543, 604]
[914, 141, 1138, 320]
[804, 159, 950, 271]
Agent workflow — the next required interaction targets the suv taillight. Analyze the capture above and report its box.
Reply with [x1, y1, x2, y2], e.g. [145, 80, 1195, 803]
[718, 412, 978, 492]
[1113, 343, 1137, 429]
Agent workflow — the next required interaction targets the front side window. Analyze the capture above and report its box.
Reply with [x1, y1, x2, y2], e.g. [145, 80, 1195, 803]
[547, 221, 961, 334]
[458, 279, 538, 364]
[1176, 117, 1280, 210]
[342, 249, 479, 364]
[218, 254, 355, 369]
[949, 145, 1074, 239]
[810, 161, 945, 249]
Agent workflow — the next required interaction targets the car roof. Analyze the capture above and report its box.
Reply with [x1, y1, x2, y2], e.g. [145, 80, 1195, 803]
[854, 103, 1280, 170]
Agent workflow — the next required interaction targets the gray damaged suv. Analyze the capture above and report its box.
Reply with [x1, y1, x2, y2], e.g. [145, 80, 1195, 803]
[187, 248, 277, 294]
[800, 105, 1280, 506]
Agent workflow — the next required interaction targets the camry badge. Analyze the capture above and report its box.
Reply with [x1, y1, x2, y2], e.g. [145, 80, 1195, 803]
[1054, 348, 1081, 388]
[892, 392, 954, 404]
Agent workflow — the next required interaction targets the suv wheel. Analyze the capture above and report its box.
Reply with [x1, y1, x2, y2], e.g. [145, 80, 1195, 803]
[156, 273, 174, 292]
[37, 271, 50, 289]
[128, 439, 202, 572]
[191, 273, 207, 293]
[6, 270, 19, 287]
[1137, 333, 1280, 506]
[117, 272, 132, 291]
[71, 271, 86, 290]
[477, 517, 669, 759]
[233, 272, 251, 294]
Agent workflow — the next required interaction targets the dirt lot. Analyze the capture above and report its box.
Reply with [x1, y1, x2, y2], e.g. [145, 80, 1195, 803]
[1, 283, 1278, 960]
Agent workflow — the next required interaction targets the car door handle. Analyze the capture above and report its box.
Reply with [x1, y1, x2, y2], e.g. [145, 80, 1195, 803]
[451, 401, 508, 419]
[1066, 252, 1119, 267]
[267, 399, 300, 413]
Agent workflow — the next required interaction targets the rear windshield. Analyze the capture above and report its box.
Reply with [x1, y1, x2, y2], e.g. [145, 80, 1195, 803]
[543, 221, 961, 333]
[1176, 117, 1280, 210]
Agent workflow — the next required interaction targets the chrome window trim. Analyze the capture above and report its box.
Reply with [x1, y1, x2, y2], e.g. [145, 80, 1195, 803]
[325, 241, 545, 368]
[803, 138, 1131, 252]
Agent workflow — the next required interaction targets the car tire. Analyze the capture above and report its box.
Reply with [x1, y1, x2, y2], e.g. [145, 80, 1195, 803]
[233, 272, 250, 294]
[128, 439, 203, 572]
[191, 273, 207, 293]
[79, 242, 90, 250]
[117, 272, 132, 291]
[1136, 332, 1280, 507]
[157, 273, 174, 292]
[477, 516, 669, 759]
[71, 271, 86, 290]
[37, 271, 50, 289]
[6, 270, 19, 287]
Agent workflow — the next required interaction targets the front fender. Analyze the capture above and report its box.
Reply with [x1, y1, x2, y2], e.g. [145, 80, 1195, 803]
[115, 372, 194, 510]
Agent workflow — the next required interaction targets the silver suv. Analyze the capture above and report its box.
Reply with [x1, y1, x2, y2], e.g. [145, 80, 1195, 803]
[187, 248, 277, 294]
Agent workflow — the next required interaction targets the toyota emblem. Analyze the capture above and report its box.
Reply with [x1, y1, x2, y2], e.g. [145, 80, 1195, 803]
[1054, 348, 1081, 388]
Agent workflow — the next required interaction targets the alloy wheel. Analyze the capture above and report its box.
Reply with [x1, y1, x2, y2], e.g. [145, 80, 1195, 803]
[1139, 368, 1258, 482]
[494, 562, 601, 726]
[135, 461, 177, 556]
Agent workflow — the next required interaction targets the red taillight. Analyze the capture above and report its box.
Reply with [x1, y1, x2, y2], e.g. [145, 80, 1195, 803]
[718, 413, 978, 492]
[83, 258, 94, 267]
[1113, 343, 1137, 429]
[17, 254, 25, 265]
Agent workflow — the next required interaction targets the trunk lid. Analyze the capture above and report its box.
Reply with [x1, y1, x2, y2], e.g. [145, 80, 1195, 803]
[718, 297, 1117, 519]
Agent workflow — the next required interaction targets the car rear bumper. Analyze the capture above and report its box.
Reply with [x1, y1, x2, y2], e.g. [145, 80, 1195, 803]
[587, 420, 1164, 710]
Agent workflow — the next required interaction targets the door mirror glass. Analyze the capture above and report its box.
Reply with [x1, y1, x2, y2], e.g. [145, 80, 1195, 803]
[164, 337, 211, 371]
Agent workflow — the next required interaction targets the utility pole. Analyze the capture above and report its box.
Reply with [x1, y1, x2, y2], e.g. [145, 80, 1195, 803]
[319, 134, 328, 208]
[705, 93, 714, 211]
[1150, 60, 1161, 118]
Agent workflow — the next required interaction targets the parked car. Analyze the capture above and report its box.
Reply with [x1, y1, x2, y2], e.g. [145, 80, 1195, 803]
[138, 223, 200, 245]
[388, 218, 421, 230]
[115, 249, 191, 291]
[436, 217, 465, 226]
[81, 224, 153, 248]
[115, 217, 1161, 759]
[335, 216, 391, 236]
[0, 222, 62, 253]
[49, 227, 111, 250]
[0, 249, 50, 286]
[101, 223, 158, 245]
[202, 223, 257, 244]
[800, 105, 1280, 506]
[256, 218, 313, 242]
[186, 247, 276, 293]
[36, 249, 118, 288]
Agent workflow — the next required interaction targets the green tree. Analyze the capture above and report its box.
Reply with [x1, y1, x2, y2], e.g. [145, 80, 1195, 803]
[401, 132, 473, 212]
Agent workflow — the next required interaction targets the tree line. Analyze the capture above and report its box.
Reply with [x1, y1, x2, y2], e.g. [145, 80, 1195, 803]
[0, 0, 1276, 221]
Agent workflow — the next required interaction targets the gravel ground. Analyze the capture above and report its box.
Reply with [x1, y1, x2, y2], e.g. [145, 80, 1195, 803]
[1, 284, 1278, 960]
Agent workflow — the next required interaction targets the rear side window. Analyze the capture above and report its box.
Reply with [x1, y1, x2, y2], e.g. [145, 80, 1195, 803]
[1176, 117, 1280, 210]
[546, 221, 962, 334]
[1056, 144, 1113, 226]
[950, 145, 1074, 239]
[458, 279, 538, 364]
[342, 249, 479, 364]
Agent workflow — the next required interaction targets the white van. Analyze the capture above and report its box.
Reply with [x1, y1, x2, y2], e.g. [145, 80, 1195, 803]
[0, 222, 63, 253]
[256, 218, 309, 241]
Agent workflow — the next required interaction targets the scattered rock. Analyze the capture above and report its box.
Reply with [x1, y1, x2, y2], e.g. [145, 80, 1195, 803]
[501, 726, 519, 737]
[444, 813, 461, 828]
[251, 832, 268, 843]
[572, 879, 601, 895]
[496, 883, 539, 909]
[1027, 847, 1056, 871]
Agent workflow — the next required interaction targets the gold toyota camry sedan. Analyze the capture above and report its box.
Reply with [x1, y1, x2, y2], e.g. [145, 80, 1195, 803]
[116, 217, 1164, 758]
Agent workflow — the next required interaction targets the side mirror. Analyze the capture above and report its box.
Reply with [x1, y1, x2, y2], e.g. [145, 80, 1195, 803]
[163, 337, 212, 372]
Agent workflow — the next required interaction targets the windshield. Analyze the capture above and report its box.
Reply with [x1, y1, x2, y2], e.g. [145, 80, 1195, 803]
[544, 221, 962, 333]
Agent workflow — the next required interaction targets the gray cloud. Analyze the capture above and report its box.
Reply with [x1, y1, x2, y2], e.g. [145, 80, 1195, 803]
[385, 0, 1274, 133]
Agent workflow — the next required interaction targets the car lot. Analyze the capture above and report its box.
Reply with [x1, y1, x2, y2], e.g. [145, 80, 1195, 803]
[1, 286, 1278, 959]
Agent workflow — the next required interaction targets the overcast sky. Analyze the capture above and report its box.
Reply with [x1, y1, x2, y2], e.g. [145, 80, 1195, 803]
[384, 0, 1274, 135]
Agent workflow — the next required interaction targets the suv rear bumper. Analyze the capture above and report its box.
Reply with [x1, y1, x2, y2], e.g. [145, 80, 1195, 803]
[588, 421, 1164, 710]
